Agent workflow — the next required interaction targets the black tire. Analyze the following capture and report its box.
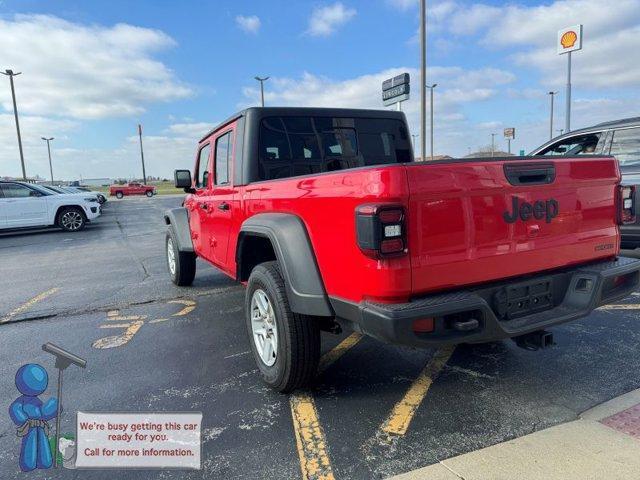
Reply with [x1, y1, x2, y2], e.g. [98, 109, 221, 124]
[115, 191, 123, 199]
[57, 207, 86, 232]
[146, 190, 153, 197]
[166, 230, 196, 286]
[245, 261, 320, 392]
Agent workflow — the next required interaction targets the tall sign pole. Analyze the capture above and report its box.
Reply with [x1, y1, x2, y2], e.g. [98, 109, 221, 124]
[138, 124, 147, 183]
[41, 137, 54, 183]
[2, 70, 27, 180]
[557, 25, 582, 134]
[420, 0, 427, 162]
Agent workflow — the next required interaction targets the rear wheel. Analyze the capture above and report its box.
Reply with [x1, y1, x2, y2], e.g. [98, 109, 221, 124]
[58, 207, 86, 232]
[246, 261, 320, 392]
[115, 191, 123, 199]
[166, 230, 196, 286]
[146, 190, 153, 197]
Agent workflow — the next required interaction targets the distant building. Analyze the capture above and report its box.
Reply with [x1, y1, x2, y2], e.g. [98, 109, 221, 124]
[464, 150, 515, 158]
[80, 178, 112, 187]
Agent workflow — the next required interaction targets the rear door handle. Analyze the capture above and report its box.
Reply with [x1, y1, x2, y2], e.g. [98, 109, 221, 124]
[218, 202, 230, 211]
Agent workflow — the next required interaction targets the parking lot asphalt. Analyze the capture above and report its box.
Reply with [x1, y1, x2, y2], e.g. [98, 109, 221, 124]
[1, 196, 640, 479]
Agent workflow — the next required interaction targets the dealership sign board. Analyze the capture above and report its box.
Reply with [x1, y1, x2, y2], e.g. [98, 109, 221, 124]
[504, 128, 515, 140]
[382, 73, 410, 106]
[557, 25, 583, 55]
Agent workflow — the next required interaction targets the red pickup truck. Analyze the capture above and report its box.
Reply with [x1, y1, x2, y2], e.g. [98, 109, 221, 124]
[110, 182, 156, 199]
[164, 107, 640, 392]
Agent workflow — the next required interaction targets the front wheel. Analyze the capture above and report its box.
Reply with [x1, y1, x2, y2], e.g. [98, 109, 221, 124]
[58, 207, 86, 232]
[166, 230, 196, 286]
[246, 261, 320, 392]
[146, 190, 153, 197]
[115, 191, 123, 199]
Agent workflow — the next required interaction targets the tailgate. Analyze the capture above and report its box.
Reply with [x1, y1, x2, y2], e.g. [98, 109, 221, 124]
[406, 156, 621, 296]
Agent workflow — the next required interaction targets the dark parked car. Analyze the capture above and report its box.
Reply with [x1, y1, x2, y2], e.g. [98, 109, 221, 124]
[531, 117, 640, 248]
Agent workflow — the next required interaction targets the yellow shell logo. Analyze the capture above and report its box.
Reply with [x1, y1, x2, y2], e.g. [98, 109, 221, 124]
[561, 30, 578, 49]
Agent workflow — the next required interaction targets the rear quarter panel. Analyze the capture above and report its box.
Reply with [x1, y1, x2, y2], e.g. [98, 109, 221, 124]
[241, 166, 412, 303]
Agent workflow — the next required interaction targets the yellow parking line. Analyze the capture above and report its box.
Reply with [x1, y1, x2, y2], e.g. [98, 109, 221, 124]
[1, 288, 60, 323]
[288, 333, 363, 480]
[290, 393, 335, 480]
[92, 320, 144, 349]
[380, 346, 455, 436]
[318, 332, 362, 373]
[599, 304, 640, 310]
[168, 299, 196, 316]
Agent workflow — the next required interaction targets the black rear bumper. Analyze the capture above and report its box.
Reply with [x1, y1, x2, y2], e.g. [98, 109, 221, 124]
[331, 256, 640, 348]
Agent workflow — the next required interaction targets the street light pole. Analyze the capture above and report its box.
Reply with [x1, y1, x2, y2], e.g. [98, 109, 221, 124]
[254, 76, 270, 107]
[411, 134, 418, 154]
[2, 69, 27, 180]
[41, 137, 54, 183]
[548, 91, 557, 140]
[138, 124, 147, 184]
[419, 0, 427, 163]
[426, 84, 437, 160]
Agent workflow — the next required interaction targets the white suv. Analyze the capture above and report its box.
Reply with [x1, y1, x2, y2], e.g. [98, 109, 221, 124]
[0, 181, 101, 232]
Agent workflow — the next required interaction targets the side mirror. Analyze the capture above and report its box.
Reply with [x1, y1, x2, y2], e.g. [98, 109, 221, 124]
[174, 169, 195, 193]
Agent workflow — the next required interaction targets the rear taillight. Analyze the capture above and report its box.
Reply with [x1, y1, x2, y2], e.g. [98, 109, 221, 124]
[618, 185, 636, 225]
[356, 204, 406, 259]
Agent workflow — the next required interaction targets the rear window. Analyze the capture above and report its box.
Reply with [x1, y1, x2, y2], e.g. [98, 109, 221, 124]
[258, 116, 412, 181]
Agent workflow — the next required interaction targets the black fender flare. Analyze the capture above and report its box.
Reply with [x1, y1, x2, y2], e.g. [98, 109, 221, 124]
[238, 213, 333, 317]
[163, 207, 194, 253]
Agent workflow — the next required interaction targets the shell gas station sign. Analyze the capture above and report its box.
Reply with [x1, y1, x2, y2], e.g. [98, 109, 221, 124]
[557, 24, 583, 55]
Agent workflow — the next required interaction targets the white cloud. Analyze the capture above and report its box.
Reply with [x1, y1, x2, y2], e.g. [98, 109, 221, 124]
[240, 66, 515, 157]
[235, 15, 261, 34]
[164, 122, 215, 138]
[0, 14, 192, 120]
[437, 0, 640, 89]
[307, 2, 356, 37]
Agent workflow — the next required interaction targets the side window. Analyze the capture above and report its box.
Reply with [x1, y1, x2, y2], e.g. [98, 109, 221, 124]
[595, 131, 612, 154]
[539, 133, 600, 156]
[214, 131, 232, 185]
[610, 128, 640, 167]
[1, 184, 35, 198]
[195, 144, 211, 188]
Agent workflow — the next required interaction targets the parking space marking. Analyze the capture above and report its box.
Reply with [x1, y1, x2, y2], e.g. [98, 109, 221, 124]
[599, 304, 640, 310]
[92, 300, 198, 349]
[290, 393, 335, 480]
[289, 332, 363, 480]
[93, 320, 144, 349]
[380, 346, 455, 436]
[168, 299, 196, 316]
[318, 333, 362, 373]
[0, 287, 60, 323]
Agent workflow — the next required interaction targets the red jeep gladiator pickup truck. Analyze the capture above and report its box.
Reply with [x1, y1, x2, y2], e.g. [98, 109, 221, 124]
[164, 107, 640, 392]
[110, 182, 156, 199]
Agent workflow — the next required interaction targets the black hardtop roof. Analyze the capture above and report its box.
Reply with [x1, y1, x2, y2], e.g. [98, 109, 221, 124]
[199, 106, 407, 143]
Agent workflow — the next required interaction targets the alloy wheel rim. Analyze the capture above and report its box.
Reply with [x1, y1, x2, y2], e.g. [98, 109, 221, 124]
[167, 238, 176, 275]
[61, 211, 83, 230]
[250, 289, 278, 366]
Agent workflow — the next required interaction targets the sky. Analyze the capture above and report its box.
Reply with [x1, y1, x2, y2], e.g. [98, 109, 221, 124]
[0, 0, 639, 180]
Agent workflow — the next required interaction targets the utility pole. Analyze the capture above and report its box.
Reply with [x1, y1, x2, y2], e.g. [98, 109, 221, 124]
[419, 0, 427, 163]
[548, 91, 557, 140]
[138, 124, 147, 183]
[2, 69, 27, 180]
[41, 137, 54, 183]
[491, 133, 497, 156]
[254, 76, 270, 107]
[426, 84, 437, 160]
